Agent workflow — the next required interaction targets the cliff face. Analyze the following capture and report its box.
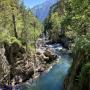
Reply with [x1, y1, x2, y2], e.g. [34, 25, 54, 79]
[0, 42, 34, 85]
[0, 44, 10, 83]
[0, 41, 57, 86]
[4, 42, 34, 84]
[63, 41, 90, 90]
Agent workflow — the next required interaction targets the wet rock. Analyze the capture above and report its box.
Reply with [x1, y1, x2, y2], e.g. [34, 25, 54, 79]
[38, 67, 45, 72]
[44, 48, 57, 62]
[36, 51, 42, 55]
[40, 54, 49, 61]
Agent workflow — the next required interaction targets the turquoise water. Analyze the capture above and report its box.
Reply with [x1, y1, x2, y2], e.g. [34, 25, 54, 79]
[20, 53, 72, 90]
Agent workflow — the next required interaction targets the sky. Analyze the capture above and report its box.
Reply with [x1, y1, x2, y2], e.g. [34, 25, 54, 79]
[23, 0, 47, 8]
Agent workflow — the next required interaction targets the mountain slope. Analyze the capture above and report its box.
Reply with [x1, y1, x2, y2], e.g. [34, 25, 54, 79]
[31, 0, 59, 21]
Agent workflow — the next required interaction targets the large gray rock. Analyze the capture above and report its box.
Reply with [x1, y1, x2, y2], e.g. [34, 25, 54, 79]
[8, 43, 34, 83]
[4, 42, 34, 83]
[0, 44, 10, 83]
[44, 48, 57, 62]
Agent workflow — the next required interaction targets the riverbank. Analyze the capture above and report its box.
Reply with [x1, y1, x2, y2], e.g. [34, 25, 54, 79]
[0, 35, 74, 90]
[0, 41, 59, 89]
[17, 44, 72, 90]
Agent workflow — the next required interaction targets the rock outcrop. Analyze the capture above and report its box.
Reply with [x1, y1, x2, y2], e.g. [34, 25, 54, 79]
[44, 48, 57, 62]
[0, 41, 58, 87]
[0, 43, 10, 83]
[4, 42, 34, 84]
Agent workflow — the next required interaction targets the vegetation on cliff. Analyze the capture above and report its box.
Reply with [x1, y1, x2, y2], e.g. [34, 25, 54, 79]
[0, 0, 43, 49]
[61, 0, 90, 90]
[44, 0, 90, 90]
[0, 0, 44, 85]
[63, 35, 90, 90]
[0, 0, 90, 89]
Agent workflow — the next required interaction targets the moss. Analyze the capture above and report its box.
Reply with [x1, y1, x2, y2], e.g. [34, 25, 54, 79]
[3, 37, 22, 46]
[78, 62, 90, 90]
[10, 37, 22, 46]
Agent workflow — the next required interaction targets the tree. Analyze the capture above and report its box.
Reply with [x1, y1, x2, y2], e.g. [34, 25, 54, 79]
[0, 0, 43, 49]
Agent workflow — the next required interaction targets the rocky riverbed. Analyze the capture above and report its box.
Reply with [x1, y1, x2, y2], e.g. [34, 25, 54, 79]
[15, 43, 72, 90]
[0, 41, 58, 89]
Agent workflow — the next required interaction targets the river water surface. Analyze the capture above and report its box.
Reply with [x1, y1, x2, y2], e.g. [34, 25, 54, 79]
[19, 44, 72, 90]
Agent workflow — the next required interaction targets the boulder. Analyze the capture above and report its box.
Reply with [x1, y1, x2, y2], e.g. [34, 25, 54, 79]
[44, 48, 57, 62]
[41, 54, 49, 62]
[36, 51, 41, 55]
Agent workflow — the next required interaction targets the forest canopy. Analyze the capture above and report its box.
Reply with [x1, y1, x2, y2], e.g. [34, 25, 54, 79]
[0, 0, 43, 50]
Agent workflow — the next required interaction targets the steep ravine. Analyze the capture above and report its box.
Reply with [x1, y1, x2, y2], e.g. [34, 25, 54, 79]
[0, 41, 58, 89]
[1, 40, 89, 90]
[63, 44, 90, 90]
[17, 44, 73, 90]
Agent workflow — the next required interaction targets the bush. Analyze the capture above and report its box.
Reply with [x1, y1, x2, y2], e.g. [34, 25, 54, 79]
[78, 63, 90, 90]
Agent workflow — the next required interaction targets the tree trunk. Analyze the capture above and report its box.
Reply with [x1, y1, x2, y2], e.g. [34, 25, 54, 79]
[61, 26, 65, 36]
[12, 14, 18, 38]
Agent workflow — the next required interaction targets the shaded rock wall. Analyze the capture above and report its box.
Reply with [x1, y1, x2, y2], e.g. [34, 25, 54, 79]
[63, 45, 90, 90]
[0, 43, 10, 83]
[4, 42, 34, 83]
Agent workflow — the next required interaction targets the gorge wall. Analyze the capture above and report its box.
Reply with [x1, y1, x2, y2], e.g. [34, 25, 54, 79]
[0, 43, 10, 83]
[63, 39, 90, 90]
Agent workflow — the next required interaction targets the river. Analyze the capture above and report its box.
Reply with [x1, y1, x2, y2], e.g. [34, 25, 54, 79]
[16, 44, 72, 90]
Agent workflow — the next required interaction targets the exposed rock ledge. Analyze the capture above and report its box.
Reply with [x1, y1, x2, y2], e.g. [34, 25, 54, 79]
[0, 43, 10, 83]
[0, 42, 57, 88]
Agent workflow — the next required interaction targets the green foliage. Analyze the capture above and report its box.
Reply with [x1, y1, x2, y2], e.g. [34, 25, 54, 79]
[64, 1, 90, 89]
[44, 0, 90, 43]
[80, 63, 90, 81]
[0, 0, 43, 50]
[78, 63, 90, 90]
[73, 35, 90, 52]
[49, 12, 61, 41]
[0, 29, 21, 45]
[9, 37, 22, 45]
[46, 1, 90, 90]
[44, 11, 62, 42]
[44, 3, 61, 41]
[63, 0, 90, 35]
